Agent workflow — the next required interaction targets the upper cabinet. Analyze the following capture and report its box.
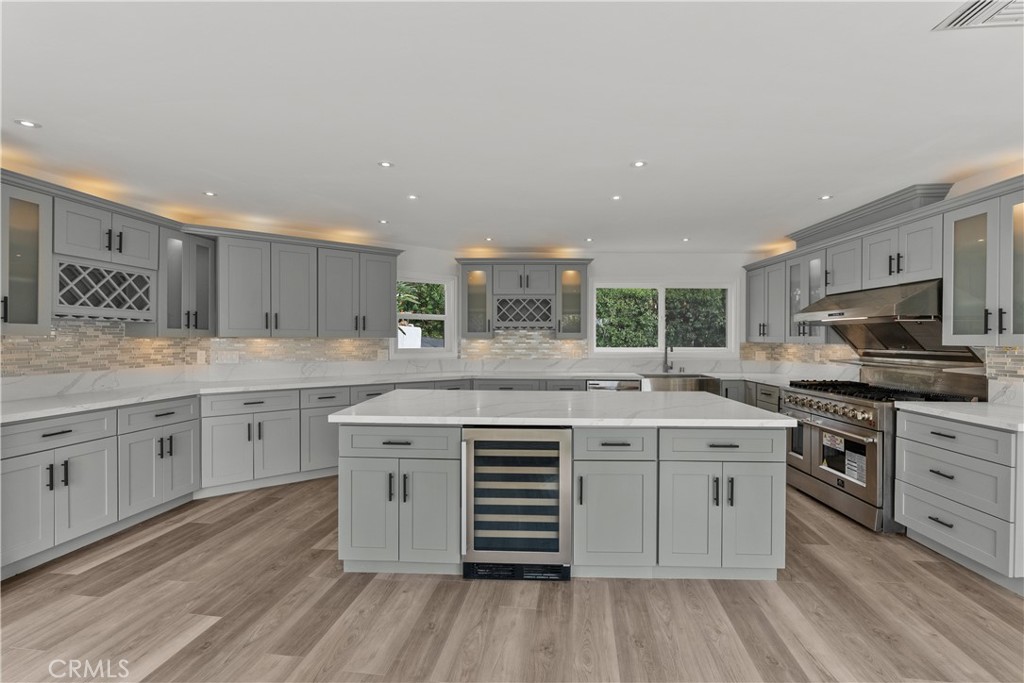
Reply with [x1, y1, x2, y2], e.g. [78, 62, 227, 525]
[457, 259, 589, 339]
[318, 248, 397, 339]
[270, 243, 318, 338]
[861, 215, 942, 290]
[746, 263, 785, 342]
[784, 249, 827, 344]
[1, 184, 53, 335]
[217, 238, 273, 337]
[824, 238, 862, 295]
[943, 192, 1023, 346]
[53, 198, 159, 270]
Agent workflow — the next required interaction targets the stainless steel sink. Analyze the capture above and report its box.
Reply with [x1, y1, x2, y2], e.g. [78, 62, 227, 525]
[641, 374, 720, 393]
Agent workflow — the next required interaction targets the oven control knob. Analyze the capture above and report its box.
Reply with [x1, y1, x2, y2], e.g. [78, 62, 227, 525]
[856, 411, 871, 421]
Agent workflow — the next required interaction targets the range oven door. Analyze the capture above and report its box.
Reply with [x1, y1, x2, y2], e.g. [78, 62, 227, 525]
[781, 406, 816, 474]
[809, 415, 883, 507]
[462, 427, 572, 565]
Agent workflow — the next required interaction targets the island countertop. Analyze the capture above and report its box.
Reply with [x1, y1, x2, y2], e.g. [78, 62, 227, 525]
[328, 389, 797, 428]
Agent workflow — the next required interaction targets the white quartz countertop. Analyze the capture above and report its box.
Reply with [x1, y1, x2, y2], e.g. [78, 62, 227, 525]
[895, 401, 1024, 433]
[329, 389, 797, 428]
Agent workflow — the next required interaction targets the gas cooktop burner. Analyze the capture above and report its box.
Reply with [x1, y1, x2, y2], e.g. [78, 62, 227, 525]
[788, 380, 978, 403]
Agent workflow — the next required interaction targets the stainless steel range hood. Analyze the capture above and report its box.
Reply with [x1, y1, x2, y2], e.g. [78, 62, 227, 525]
[793, 279, 982, 363]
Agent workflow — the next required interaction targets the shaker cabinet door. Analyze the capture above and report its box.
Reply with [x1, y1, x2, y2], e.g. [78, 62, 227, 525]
[658, 461, 722, 568]
[359, 253, 397, 338]
[165, 420, 201, 500]
[271, 243, 317, 338]
[318, 248, 360, 338]
[118, 427, 163, 519]
[54, 437, 118, 545]
[338, 457, 399, 562]
[253, 410, 300, 479]
[398, 458, 460, 564]
[573, 460, 657, 566]
[721, 462, 785, 569]
[218, 238, 272, 337]
[1, 451, 56, 565]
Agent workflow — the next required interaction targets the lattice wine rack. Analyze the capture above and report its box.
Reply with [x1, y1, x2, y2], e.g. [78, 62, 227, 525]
[494, 296, 553, 329]
[54, 257, 156, 322]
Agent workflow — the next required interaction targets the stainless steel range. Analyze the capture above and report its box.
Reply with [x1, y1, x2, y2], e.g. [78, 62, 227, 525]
[781, 380, 979, 532]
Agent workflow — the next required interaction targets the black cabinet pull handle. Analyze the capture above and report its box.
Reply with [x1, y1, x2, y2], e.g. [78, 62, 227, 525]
[362, 315, 366, 331]
[167, 434, 174, 457]
[712, 476, 720, 506]
[526, 274, 530, 289]
[274, 313, 279, 330]
[365, 392, 382, 398]
[184, 309, 191, 328]
[709, 443, 740, 448]
[825, 270, 831, 286]
[316, 395, 337, 400]
[192, 310, 199, 329]
[928, 468, 954, 480]
[61, 460, 69, 487]
[1, 295, 8, 323]
[888, 254, 894, 276]
[998, 308, 1007, 334]
[498, 387, 514, 390]
[382, 440, 412, 445]
[42, 429, 73, 438]
[155, 411, 176, 417]
[402, 473, 409, 502]
[265, 312, 270, 330]
[243, 401, 264, 405]
[105, 229, 113, 251]
[247, 423, 252, 442]
[158, 436, 165, 459]
[46, 463, 54, 491]
[760, 391, 772, 397]
[896, 252, 903, 273]
[930, 431, 956, 439]
[388, 472, 395, 501]
[116, 231, 124, 253]
[578, 475, 584, 505]
[519, 274, 523, 288]
[600, 441, 631, 447]
[983, 308, 992, 334]
[558, 387, 575, 391]
[257, 422, 263, 440]
[727, 477, 735, 506]
[558, 320, 562, 333]
[354, 315, 359, 331]
[928, 515, 954, 529]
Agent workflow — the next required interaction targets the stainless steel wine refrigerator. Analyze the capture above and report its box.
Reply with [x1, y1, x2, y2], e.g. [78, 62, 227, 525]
[461, 428, 572, 580]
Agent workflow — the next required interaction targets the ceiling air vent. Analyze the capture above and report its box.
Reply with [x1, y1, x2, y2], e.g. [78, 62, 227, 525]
[934, 1, 1023, 30]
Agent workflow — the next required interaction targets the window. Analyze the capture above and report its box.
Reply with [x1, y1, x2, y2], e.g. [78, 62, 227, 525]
[395, 278, 454, 355]
[594, 285, 731, 353]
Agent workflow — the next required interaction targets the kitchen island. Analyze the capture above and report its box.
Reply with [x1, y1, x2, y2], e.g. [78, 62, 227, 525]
[330, 389, 796, 580]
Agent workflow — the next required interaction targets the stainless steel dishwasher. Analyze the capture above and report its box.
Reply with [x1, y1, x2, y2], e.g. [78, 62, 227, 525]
[462, 427, 572, 579]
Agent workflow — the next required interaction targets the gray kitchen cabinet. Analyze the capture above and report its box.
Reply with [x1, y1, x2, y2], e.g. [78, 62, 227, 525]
[555, 263, 586, 338]
[201, 415, 256, 487]
[118, 420, 200, 518]
[338, 456, 460, 564]
[573, 460, 657, 566]
[460, 264, 493, 339]
[494, 264, 556, 295]
[473, 379, 542, 391]
[659, 460, 722, 567]
[352, 384, 395, 403]
[720, 461, 785, 568]
[754, 384, 780, 413]
[825, 238, 862, 294]
[127, 228, 216, 338]
[252, 410, 301, 478]
[861, 216, 942, 290]
[785, 249, 827, 343]
[746, 262, 785, 342]
[271, 243, 317, 337]
[942, 192, 1023, 347]
[317, 248, 397, 338]
[300, 406, 345, 471]
[720, 380, 745, 402]
[2, 436, 118, 565]
[435, 380, 473, 391]
[217, 237, 272, 337]
[53, 198, 159, 270]
[744, 382, 757, 406]
[545, 379, 587, 392]
[1, 184, 53, 335]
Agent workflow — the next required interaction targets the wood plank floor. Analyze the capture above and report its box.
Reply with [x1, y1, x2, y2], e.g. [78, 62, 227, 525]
[2, 478, 1022, 682]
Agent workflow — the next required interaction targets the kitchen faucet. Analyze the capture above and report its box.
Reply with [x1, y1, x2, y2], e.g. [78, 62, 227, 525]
[663, 345, 674, 373]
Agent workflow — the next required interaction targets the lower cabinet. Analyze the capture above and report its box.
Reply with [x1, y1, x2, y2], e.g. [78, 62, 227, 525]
[338, 456, 460, 564]
[118, 421, 200, 518]
[659, 460, 785, 569]
[720, 380, 745, 402]
[300, 406, 345, 471]
[573, 460, 657, 566]
[1, 437, 118, 565]
[201, 411, 299, 487]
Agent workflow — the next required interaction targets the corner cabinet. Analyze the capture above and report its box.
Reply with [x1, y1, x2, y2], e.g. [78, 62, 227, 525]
[457, 258, 590, 340]
[942, 191, 1023, 347]
[1, 184, 53, 335]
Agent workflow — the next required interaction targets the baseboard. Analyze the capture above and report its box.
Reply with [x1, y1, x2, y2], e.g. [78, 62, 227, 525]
[193, 466, 337, 499]
[342, 560, 461, 575]
[907, 529, 1024, 597]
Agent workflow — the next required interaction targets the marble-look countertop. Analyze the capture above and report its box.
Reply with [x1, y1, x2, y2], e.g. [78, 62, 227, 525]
[701, 373, 795, 389]
[895, 401, 1024, 433]
[329, 389, 798, 428]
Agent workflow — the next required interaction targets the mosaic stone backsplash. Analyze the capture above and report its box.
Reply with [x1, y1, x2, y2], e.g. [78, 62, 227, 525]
[739, 342, 858, 364]
[986, 346, 1024, 380]
[460, 330, 588, 360]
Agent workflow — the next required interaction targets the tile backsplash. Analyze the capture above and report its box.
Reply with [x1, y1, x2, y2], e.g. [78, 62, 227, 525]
[460, 330, 588, 360]
[739, 342, 858, 364]
[985, 346, 1024, 380]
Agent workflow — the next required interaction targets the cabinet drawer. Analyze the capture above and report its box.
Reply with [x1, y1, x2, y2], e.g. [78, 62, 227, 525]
[394, 381, 436, 390]
[473, 379, 542, 391]
[895, 481, 1013, 576]
[341, 426, 461, 459]
[118, 397, 199, 433]
[545, 380, 587, 392]
[573, 428, 657, 461]
[756, 399, 779, 414]
[435, 380, 472, 391]
[351, 384, 395, 403]
[2, 410, 117, 459]
[300, 387, 352, 409]
[659, 429, 784, 462]
[896, 437, 1015, 521]
[754, 384, 779, 404]
[200, 390, 300, 417]
[898, 412, 1016, 466]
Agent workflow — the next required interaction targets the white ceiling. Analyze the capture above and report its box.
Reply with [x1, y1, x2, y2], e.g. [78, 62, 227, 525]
[2, 2, 1022, 256]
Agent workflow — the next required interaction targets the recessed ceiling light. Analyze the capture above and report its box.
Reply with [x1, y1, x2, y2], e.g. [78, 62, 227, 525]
[632, 160, 646, 168]
[407, 194, 418, 200]
[819, 195, 833, 200]
[485, 237, 492, 242]
[611, 195, 621, 201]
[586, 238, 593, 242]
[379, 219, 388, 224]
[378, 161, 393, 168]
[14, 119, 41, 128]
[203, 191, 217, 197]
[683, 238, 690, 242]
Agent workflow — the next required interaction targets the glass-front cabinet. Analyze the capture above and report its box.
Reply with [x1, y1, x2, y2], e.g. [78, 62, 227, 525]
[461, 265, 493, 339]
[942, 193, 1021, 346]
[555, 264, 586, 339]
[785, 249, 827, 344]
[1, 184, 53, 335]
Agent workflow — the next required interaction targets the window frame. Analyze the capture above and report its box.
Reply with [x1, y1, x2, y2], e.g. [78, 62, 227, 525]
[391, 273, 457, 358]
[590, 280, 738, 358]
